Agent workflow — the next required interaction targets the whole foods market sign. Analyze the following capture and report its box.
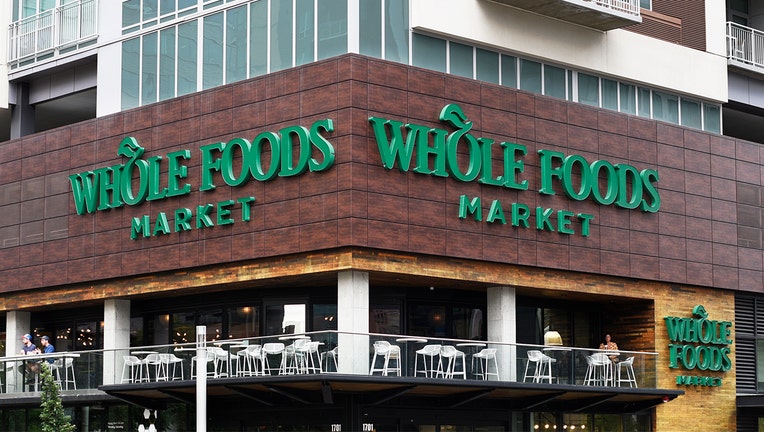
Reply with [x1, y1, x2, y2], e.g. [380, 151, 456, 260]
[69, 119, 335, 239]
[370, 104, 660, 237]
[69, 104, 660, 239]
[664, 305, 732, 387]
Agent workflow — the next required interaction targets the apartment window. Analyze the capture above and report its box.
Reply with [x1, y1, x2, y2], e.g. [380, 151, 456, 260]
[476, 48, 499, 84]
[203, 12, 224, 89]
[619, 83, 636, 115]
[704, 103, 721, 134]
[519, 59, 541, 94]
[318, 0, 347, 60]
[250, 0, 267, 77]
[270, 0, 293, 72]
[500, 55, 517, 88]
[602, 79, 618, 111]
[384, 0, 409, 63]
[226, 5, 248, 83]
[159, 27, 176, 101]
[578, 73, 599, 107]
[544, 64, 566, 99]
[360, 0, 382, 57]
[295, 0, 314, 66]
[412, 33, 446, 72]
[122, 0, 356, 107]
[637, 87, 651, 117]
[639, 0, 651, 10]
[121, 37, 140, 110]
[680, 98, 702, 129]
[653, 91, 679, 124]
[450, 42, 473, 78]
[123, 0, 140, 28]
[143, 0, 158, 22]
[177, 20, 197, 96]
[142, 32, 158, 104]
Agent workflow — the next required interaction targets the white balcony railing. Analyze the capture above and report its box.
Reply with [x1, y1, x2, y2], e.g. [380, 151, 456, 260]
[727, 21, 764, 71]
[8, 0, 98, 66]
[592, 0, 641, 17]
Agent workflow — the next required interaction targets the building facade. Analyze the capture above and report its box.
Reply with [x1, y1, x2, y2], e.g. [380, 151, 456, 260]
[0, 1, 762, 431]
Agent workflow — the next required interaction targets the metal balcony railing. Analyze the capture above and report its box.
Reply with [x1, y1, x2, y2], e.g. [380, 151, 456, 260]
[727, 21, 764, 71]
[8, 0, 98, 67]
[592, 0, 641, 16]
[0, 331, 660, 396]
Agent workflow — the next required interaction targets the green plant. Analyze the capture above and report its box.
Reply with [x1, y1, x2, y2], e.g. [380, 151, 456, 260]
[38, 362, 75, 432]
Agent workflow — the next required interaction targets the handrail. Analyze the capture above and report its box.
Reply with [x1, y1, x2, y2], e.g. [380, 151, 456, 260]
[592, 0, 640, 16]
[0, 331, 661, 396]
[726, 21, 764, 70]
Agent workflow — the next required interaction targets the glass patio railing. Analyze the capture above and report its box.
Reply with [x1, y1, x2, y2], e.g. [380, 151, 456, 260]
[0, 331, 658, 396]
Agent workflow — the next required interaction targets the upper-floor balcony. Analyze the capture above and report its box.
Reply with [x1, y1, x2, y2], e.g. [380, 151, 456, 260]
[488, 0, 641, 31]
[726, 21, 764, 74]
[7, 0, 98, 70]
[0, 331, 681, 412]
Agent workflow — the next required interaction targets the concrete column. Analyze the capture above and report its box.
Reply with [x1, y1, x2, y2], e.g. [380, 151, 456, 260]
[6, 311, 31, 391]
[10, 83, 35, 139]
[103, 299, 130, 385]
[337, 270, 369, 375]
[487, 286, 516, 381]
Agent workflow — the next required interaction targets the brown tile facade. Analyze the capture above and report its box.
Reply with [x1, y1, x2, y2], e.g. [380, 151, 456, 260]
[0, 54, 757, 296]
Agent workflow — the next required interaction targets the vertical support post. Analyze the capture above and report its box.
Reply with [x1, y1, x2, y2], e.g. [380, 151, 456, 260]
[337, 271, 369, 375]
[196, 326, 207, 432]
[487, 286, 516, 381]
[103, 299, 130, 385]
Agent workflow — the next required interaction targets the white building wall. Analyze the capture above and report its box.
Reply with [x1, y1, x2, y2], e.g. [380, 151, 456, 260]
[411, 0, 728, 103]
[0, 1, 9, 109]
[96, 0, 124, 117]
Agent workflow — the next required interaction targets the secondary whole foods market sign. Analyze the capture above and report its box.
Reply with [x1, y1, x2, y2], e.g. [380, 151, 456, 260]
[69, 104, 660, 239]
[664, 305, 732, 387]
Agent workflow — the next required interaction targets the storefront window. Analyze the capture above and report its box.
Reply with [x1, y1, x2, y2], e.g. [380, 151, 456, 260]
[228, 306, 260, 339]
[265, 303, 306, 335]
[313, 304, 337, 331]
[75, 321, 99, 350]
[169, 313, 190, 345]
[409, 304, 447, 337]
[594, 413, 624, 432]
[370, 302, 401, 334]
[129, 317, 143, 347]
[198, 309, 223, 341]
[452, 307, 484, 340]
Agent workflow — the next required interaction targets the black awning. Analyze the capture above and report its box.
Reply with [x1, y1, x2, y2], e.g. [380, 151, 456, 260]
[99, 374, 683, 414]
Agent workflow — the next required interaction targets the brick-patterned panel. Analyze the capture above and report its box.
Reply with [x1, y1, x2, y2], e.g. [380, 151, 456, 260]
[0, 54, 759, 297]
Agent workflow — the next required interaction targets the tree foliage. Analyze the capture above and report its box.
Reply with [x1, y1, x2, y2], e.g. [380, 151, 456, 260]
[38, 362, 76, 432]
